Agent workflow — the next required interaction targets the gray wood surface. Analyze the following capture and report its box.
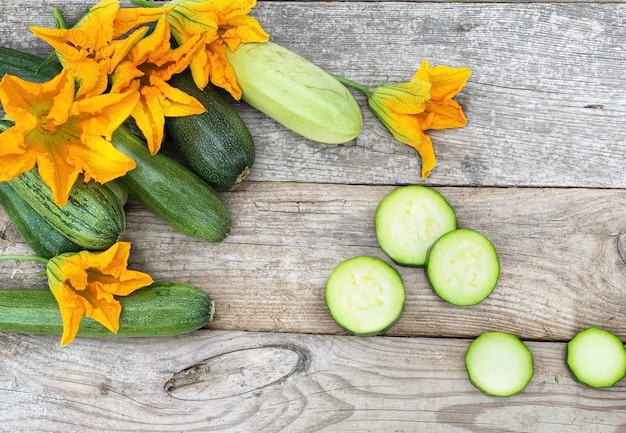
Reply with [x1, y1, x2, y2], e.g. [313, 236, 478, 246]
[0, 0, 625, 432]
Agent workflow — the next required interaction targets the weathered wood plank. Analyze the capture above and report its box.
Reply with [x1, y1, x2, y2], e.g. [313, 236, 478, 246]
[0, 1, 624, 188]
[0, 330, 624, 433]
[1, 183, 625, 341]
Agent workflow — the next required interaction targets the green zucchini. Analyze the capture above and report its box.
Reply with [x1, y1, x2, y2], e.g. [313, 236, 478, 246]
[325, 256, 406, 336]
[426, 228, 500, 306]
[567, 327, 626, 388]
[375, 185, 457, 267]
[166, 69, 255, 188]
[465, 331, 534, 397]
[0, 282, 214, 338]
[113, 126, 231, 242]
[0, 181, 82, 258]
[0, 46, 63, 83]
[7, 169, 126, 251]
[0, 47, 230, 243]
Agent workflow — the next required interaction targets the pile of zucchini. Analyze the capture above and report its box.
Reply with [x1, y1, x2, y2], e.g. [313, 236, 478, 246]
[0, 47, 259, 340]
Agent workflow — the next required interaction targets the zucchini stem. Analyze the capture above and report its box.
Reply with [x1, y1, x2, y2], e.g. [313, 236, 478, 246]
[130, 0, 160, 7]
[0, 255, 49, 265]
[52, 7, 67, 30]
[332, 74, 373, 97]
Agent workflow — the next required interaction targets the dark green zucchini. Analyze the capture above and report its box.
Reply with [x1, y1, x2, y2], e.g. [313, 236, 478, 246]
[166, 69, 255, 188]
[0, 281, 214, 338]
[0, 47, 62, 83]
[113, 126, 231, 242]
[7, 169, 126, 251]
[0, 47, 230, 243]
[0, 181, 82, 258]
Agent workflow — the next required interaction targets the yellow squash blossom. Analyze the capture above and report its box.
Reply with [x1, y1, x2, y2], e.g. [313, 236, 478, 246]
[135, 0, 270, 99]
[30, 0, 153, 99]
[336, 61, 470, 178]
[110, 11, 206, 154]
[46, 241, 154, 345]
[0, 69, 139, 206]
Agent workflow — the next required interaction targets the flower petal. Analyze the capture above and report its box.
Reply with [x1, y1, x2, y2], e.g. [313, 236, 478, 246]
[419, 99, 468, 130]
[413, 60, 471, 102]
[69, 134, 136, 184]
[131, 87, 166, 155]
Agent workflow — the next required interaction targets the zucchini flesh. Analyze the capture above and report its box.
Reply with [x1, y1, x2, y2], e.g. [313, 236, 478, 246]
[325, 256, 405, 336]
[7, 169, 126, 251]
[465, 331, 534, 397]
[0, 282, 214, 338]
[567, 327, 626, 388]
[166, 69, 255, 189]
[0, 181, 82, 258]
[375, 185, 457, 267]
[426, 228, 500, 306]
[113, 126, 231, 242]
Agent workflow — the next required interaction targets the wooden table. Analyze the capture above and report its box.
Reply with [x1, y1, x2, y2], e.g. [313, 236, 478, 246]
[1, 0, 625, 431]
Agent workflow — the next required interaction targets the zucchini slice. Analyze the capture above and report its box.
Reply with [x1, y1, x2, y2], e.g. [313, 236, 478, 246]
[426, 228, 500, 306]
[465, 331, 534, 397]
[325, 256, 405, 336]
[375, 185, 457, 267]
[567, 327, 626, 388]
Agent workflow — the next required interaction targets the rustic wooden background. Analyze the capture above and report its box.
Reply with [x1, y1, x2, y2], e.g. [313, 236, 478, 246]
[0, 0, 625, 431]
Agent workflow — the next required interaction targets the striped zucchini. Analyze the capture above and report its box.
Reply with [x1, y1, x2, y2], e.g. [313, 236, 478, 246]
[8, 169, 126, 251]
[0, 47, 231, 243]
[0, 181, 82, 258]
[0, 282, 214, 338]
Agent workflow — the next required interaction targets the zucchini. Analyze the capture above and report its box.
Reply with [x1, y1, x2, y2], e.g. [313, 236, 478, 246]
[567, 327, 626, 388]
[0, 46, 62, 83]
[166, 69, 255, 188]
[325, 256, 405, 336]
[426, 228, 500, 306]
[7, 169, 126, 251]
[0, 181, 82, 258]
[375, 185, 457, 267]
[0, 282, 214, 338]
[113, 126, 231, 242]
[465, 331, 534, 397]
[0, 47, 230, 243]
[226, 41, 362, 144]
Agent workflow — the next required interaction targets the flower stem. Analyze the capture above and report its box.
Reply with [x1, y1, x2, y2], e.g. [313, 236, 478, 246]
[0, 255, 49, 265]
[52, 7, 67, 29]
[332, 74, 372, 97]
[130, 0, 159, 7]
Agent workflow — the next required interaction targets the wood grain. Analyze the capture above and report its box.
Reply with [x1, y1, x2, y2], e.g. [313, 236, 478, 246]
[1, 183, 625, 341]
[0, 1, 625, 431]
[0, 2, 624, 188]
[0, 330, 624, 433]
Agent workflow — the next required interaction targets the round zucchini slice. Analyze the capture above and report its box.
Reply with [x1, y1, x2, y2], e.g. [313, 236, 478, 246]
[426, 228, 500, 306]
[325, 256, 405, 336]
[465, 331, 534, 397]
[375, 185, 457, 267]
[567, 327, 626, 388]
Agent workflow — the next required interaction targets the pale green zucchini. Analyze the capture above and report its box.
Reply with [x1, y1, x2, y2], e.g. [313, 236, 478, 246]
[226, 41, 363, 144]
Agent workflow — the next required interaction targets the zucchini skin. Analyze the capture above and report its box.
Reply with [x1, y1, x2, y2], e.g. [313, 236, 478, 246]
[8, 169, 126, 251]
[0, 282, 214, 338]
[0, 47, 230, 243]
[113, 126, 231, 242]
[166, 70, 255, 189]
[226, 42, 363, 144]
[0, 181, 82, 258]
